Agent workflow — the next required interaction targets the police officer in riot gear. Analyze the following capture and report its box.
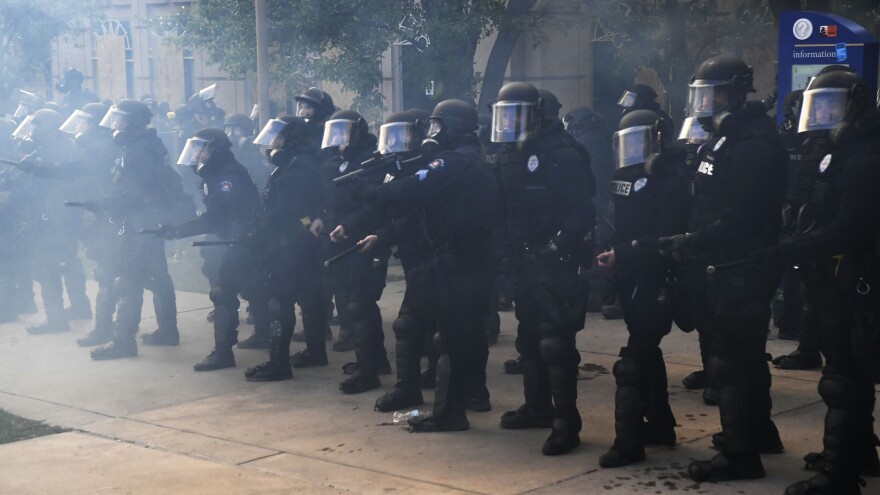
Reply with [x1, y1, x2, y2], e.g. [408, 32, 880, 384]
[491, 82, 596, 455]
[244, 116, 325, 382]
[89, 99, 180, 360]
[188, 84, 224, 129]
[782, 70, 880, 495]
[595, 109, 690, 467]
[295, 87, 336, 149]
[661, 55, 787, 482]
[358, 99, 495, 431]
[617, 84, 674, 137]
[13, 108, 93, 334]
[224, 113, 270, 189]
[156, 128, 268, 371]
[51, 103, 125, 347]
[321, 109, 391, 394]
[56, 68, 98, 117]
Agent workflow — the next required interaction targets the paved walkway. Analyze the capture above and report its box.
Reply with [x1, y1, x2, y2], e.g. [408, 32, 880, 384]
[0, 276, 877, 494]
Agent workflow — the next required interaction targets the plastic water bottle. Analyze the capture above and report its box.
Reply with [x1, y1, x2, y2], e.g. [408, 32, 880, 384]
[392, 409, 425, 424]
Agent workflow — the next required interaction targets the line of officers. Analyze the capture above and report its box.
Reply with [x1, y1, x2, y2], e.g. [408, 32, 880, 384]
[1, 53, 878, 494]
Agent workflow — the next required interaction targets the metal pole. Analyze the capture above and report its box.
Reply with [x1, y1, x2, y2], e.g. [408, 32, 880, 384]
[255, 0, 271, 128]
[391, 44, 403, 112]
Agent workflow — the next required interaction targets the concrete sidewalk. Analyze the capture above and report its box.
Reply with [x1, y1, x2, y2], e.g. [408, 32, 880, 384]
[0, 276, 877, 494]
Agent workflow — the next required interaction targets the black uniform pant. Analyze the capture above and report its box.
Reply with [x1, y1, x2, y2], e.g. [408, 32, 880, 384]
[32, 233, 89, 325]
[808, 262, 877, 484]
[267, 244, 326, 360]
[207, 245, 269, 349]
[332, 252, 387, 375]
[514, 256, 588, 431]
[113, 235, 177, 340]
[705, 266, 779, 459]
[615, 270, 676, 437]
[393, 276, 436, 389]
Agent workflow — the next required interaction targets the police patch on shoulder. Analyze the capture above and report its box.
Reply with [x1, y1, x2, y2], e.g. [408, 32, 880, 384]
[429, 158, 444, 169]
[527, 155, 540, 173]
[818, 154, 832, 174]
[610, 180, 632, 196]
[338, 161, 349, 173]
[633, 177, 648, 192]
[219, 180, 234, 192]
[713, 136, 727, 152]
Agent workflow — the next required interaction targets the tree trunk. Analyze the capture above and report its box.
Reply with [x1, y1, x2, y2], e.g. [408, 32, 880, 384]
[477, 0, 536, 110]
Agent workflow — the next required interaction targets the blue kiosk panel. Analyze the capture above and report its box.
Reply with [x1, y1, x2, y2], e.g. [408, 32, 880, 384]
[777, 11, 878, 124]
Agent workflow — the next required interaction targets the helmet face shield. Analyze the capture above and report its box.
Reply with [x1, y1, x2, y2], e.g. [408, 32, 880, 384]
[617, 90, 639, 109]
[13, 103, 33, 120]
[296, 101, 315, 120]
[378, 122, 415, 155]
[490, 101, 537, 143]
[198, 84, 216, 102]
[12, 115, 36, 141]
[321, 119, 355, 149]
[677, 117, 710, 144]
[177, 137, 213, 167]
[612, 125, 658, 168]
[253, 119, 288, 149]
[687, 80, 731, 118]
[60, 110, 97, 135]
[99, 106, 130, 131]
[798, 88, 848, 133]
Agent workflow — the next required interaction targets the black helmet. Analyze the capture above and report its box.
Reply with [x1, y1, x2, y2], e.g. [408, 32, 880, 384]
[613, 109, 665, 172]
[172, 104, 193, 125]
[798, 70, 873, 134]
[100, 99, 152, 131]
[618, 84, 658, 110]
[60, 103, 109, 137]
[378, 111, 423, 155]
[321, 109, 368, 149]
[254, 115, 310, 151]
[31, 108, 65, 130]
[80, 102, 109, 120]
[13, 108, 64, 144]
[57, 67, 84, 94]
[491, 82, 541, 143]
[563, 106, 602, 129]
[687, 55, 755, 118]
[177, 127, 232, 171]
[538, 89, 561, 119]
[188, 84, 218, 115]
[294, 87, 332, 122]
[224, 113, 254, 140]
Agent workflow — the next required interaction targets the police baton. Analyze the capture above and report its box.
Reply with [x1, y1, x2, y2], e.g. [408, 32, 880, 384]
[323, 243, 362, 268]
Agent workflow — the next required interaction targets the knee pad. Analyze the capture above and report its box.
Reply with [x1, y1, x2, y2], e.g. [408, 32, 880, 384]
[392, 316, 415, 340]
[112, 276, 134, 296]
[345, 302, 364, 321]
[707, 356, 736, 388]
[818, 374, 855, 410]
[612, 357, 640, 387]
[539, 336, 570, 365]
[209, 287, 229, 305]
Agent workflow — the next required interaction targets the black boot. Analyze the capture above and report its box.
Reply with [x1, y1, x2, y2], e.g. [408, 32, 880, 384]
[339, 370, 381, 394]
[688, 356, 765, 482]
[27, 319, 70, 335]
[141, 328, 180, 346]
[644, 348, 677, 446]
[375, 383, 424, 412]
[244, 320, 293, 382]
[409, 354, 469, 432]
[194, 307, 237, 371]
[600, 351, 646, 468]
[238, 301, 271, 349]
[78, 286, 115, 347]
[682, 369, 709, 389]
[501, 359, 554, 429]
[290, 348, 328, 368]
[91, 333, 138, 360]
[238, 327, 269, 349]
[542, 355, 582, 456]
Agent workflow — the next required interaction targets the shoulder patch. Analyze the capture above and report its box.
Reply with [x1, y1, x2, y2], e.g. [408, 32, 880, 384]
[527, 155, 540, 173]
[429, 158, 445, 169]
[632, 177, 648, 192]
[610, 180, 632, 196]
[219, 180, 234, 192]
[818, 154, 832, 174]
[339, 161, 349, 173]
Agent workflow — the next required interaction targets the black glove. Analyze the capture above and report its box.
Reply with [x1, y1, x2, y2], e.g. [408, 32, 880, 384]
[156, 224, 179, 240]
[658, 233, 695, 261]
[539, 231, 575, 261]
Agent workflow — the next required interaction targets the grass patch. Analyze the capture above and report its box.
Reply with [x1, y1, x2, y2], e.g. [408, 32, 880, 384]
[0, 409, 67, 445]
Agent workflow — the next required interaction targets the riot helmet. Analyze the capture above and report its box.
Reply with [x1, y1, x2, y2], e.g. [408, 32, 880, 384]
[294, 87, 327, 122]
[56, 67, 84, 94]
[618, 84, 658, 110]
[687, 56, 755, 119]
[178, 127, 232, 175]
[420, 99, 478, 154]
[13, 90, 44, 121]
[491, 82, 541, 143]
[798, 71, 872, 134]
[224, 113, 254, 141]
[677, 117, 710, 145]
[321, 110, 368, 149]
[538, 89, 562, 119]
[100, 99, 152, 132]
[254, 115, 309, 151]
[378, 112, 418, 155]
[61, 109, 100, 137]
[613, 109, 666, 172]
